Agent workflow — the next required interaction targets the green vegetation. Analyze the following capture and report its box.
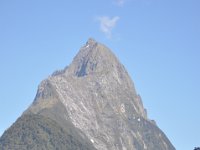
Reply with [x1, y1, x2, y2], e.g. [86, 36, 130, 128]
[0, 114, 96, 150]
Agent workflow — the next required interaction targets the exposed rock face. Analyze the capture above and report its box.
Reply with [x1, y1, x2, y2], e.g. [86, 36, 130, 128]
[0, 38, 175, 150]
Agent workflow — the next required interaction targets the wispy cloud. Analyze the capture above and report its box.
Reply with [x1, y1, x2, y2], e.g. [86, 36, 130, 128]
[97, 16, 120, 39]
[115, 0, 126, 6]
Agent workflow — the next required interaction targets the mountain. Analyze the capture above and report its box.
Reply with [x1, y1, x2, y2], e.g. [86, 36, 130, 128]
[0, 38, 175, 150]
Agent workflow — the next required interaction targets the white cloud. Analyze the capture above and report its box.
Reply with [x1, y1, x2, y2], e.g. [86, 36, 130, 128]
[97, 16, 120, 39]
[115, 0, 126, 6]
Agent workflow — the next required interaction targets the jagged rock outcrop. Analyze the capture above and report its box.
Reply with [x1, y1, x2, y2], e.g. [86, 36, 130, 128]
[0, 38, 175, 150]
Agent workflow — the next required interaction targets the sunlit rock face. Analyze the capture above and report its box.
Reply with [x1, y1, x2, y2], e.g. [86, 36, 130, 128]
[1, 38, 175, 150]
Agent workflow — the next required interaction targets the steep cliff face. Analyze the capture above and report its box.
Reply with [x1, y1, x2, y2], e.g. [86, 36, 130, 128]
[0, 38, 175, 150]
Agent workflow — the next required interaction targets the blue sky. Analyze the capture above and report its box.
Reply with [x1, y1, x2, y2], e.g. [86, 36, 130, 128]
[0, 0, 199, 149]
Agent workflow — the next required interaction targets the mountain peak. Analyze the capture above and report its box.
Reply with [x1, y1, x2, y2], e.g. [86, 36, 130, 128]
[67, 39, 120, 77]
[86, 38, 97, 47]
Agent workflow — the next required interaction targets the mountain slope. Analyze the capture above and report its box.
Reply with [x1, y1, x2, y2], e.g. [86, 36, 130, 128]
[0, 38, 175, 150]
[0, 114, 96, 150]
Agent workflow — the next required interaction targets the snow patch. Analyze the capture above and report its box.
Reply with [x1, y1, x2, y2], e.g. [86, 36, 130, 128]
[120, 103, 125, 113]
[90, 139, 94, 143]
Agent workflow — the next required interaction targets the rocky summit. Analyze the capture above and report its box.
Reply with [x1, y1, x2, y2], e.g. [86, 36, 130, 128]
[0, 38, 175, 150]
